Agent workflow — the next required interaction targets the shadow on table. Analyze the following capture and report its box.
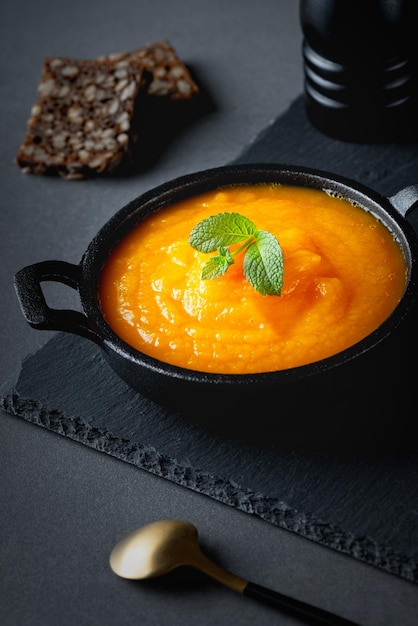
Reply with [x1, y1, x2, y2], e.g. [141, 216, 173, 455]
[125, 65, 216, 175]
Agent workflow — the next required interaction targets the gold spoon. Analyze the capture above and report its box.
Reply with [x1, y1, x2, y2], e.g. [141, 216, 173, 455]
[109, 519, 360, 626]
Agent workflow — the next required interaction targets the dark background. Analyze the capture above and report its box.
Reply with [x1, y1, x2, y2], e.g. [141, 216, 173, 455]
[1, 1, 417, 625]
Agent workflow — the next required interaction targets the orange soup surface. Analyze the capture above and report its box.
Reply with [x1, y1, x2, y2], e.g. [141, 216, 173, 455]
[99, 184, 407, 374]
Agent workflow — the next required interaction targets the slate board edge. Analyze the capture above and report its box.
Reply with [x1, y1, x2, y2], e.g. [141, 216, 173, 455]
[1, 389, 417, 584]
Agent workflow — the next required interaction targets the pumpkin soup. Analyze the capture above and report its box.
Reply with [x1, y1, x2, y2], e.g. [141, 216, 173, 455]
[99, 184, 407, 373]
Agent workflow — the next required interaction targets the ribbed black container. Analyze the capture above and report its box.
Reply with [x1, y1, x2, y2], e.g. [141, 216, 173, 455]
[300, 0, 417, 141]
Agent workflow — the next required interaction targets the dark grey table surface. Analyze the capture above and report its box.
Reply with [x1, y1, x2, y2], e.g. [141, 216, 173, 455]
[1, 1, 417, 625]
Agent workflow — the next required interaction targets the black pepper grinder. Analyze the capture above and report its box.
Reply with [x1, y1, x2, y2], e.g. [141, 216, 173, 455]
[300, 0, 417, 141]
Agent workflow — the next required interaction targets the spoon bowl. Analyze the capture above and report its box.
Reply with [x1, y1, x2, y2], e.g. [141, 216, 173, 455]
[110, 519, 215, 580]
[110, 519, 247, 591]
[109, 519, 360, 626]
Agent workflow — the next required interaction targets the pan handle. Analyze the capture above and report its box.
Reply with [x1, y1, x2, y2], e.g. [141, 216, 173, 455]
[389, 184, 418, 219]
[14, 260, 101, 343]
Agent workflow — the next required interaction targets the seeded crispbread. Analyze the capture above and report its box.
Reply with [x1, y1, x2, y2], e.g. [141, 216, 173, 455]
[15, 41, 199, 179]
[15, 56, 146, 179]
[100, 40, 199, 100]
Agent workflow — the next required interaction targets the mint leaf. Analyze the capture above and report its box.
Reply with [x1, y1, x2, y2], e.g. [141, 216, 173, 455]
[201, 247, 234, 279]
[243, 230, 284, 296]
[189, 211, 284, 296]
[189, 212, 257, 253]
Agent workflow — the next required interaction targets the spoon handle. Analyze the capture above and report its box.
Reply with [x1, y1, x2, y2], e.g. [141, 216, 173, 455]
[244, 582, 360, 626]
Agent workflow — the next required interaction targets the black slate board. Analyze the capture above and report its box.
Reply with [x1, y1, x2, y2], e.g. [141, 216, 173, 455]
[2, 94, 418, 584]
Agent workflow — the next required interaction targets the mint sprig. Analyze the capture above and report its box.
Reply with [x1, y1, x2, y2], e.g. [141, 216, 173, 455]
[189, 212, 284, 296]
